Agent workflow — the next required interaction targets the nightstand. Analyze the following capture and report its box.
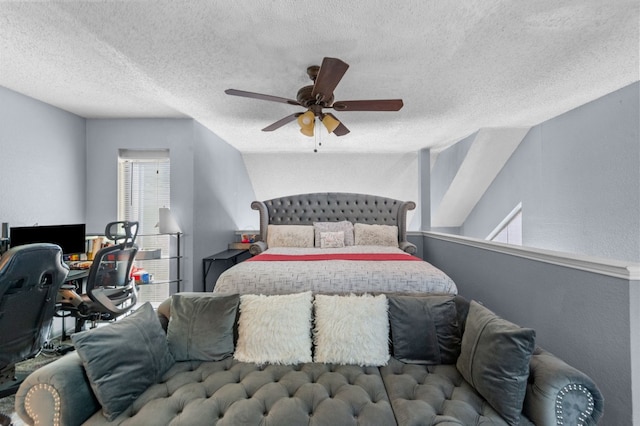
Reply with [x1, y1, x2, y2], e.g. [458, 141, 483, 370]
[202, 249, 250, 291]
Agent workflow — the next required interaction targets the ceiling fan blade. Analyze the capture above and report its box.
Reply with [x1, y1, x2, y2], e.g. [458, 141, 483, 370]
[332, 99, 404, 111]
[311, 57, 349, 103]
[325, 113, 350, 136]
[261, 113, 302, 132]
[225, 89, 300, 106]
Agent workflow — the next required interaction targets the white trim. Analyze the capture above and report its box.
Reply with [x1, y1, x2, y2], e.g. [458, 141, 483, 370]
[417, 231, 640, 280]
[486, 202, 522, 241]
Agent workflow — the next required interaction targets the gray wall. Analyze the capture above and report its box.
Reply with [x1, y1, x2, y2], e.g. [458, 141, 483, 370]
[422, 233, 638, 426]
[85, 118, 255, 292]
[0, 86, 86, 227]
[86, 118, 196, 290]
[440, 82, 640, 263]
[192, 122, 256, 290]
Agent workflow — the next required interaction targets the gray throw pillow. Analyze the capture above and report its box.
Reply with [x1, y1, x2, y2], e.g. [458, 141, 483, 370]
[167, 293, 239, 361]
[388, 295, 460, 364]
[71, 303, 175, 421]
[456, 301, 536, 426]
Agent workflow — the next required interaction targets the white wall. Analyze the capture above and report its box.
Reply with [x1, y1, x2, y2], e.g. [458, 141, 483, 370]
[242, 151, 422, 230]
[0, 86, 86, 227]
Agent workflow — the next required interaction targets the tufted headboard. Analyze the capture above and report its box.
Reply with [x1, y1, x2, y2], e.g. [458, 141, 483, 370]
[249, 192, 416, 254]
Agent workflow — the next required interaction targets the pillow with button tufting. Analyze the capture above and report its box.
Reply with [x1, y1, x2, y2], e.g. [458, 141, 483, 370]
[167, 293, 239, 361]
[235, 291, 313, 365]
[456, 301, 536, 426]
[313, 294, 389, 366]
[71, 302, 175, 421]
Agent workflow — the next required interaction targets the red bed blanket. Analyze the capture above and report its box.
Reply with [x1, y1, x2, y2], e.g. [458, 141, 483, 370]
[245, 253, 423, 262]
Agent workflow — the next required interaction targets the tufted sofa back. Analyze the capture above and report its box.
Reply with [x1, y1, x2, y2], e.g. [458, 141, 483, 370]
[251, 192, 416, 249]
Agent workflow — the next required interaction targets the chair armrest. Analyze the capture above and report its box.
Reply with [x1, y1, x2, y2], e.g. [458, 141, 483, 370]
[15, 352, 100, 426]
[523, 347, 604, 426]
[249, 241, 267, 255]
[399, 241, 417, 254]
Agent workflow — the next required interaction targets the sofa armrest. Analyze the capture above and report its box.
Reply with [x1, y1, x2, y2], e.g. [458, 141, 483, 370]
[15, 352, 100, 426]
[249, 241, 267, 255]
[523, 347, 604, 426]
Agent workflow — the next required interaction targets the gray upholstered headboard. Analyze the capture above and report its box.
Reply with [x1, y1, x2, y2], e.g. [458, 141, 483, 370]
[249, 192, 416, 254]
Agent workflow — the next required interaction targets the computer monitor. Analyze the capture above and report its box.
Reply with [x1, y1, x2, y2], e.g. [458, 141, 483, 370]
[9, 223, 87, 255]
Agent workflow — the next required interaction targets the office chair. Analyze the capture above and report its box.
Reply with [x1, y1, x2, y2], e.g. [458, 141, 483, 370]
[0, 243, 69, 397]
[58, 221, 139, 330]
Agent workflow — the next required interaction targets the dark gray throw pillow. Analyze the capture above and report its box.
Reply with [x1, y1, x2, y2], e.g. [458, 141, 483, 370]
[167, 293, 239, 361]
[456, 301, 536, 426]
[71, 302, 175, 421]
[388, 295, 460, 364]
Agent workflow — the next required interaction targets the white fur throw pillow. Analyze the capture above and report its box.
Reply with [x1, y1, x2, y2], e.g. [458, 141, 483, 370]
[267, 225, 315, 248]
[354, 223, 399, 247]
[313, 294, 390, 366]
[235, 292, 313, 365]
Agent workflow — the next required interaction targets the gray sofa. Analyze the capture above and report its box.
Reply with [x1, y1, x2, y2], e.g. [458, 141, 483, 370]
[15, 293, 603, 425]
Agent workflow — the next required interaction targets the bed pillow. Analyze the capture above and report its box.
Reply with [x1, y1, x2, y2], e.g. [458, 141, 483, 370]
[354, 223, 398, 247]
[167, 293, 239, 361]
[313, 221, 355, 247]
[456, 301, 536, 426]
[313, 294, 389, 366]
[71, 303, 175, 421]
[320, 231, 345, 248]
[388, 295, 460, 365]
[267, 225, 315, 248]
[234, 291, 313, 365]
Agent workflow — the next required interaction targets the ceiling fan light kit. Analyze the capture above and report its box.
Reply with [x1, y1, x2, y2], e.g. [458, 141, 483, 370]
[225, 57, 403, 139]
[297, 111, 315, 136]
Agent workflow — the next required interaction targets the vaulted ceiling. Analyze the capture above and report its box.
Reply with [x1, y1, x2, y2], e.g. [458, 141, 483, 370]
[1, 1, 637, 154]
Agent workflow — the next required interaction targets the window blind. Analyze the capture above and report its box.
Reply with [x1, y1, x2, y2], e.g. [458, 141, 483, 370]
[117, 149, 171, 303]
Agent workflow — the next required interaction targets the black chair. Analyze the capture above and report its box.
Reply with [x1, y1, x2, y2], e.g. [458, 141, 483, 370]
[0, 243, 69, 397]
[58, 221, 139, 330]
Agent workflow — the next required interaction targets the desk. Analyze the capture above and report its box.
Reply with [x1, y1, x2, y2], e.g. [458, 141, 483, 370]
[202, 249, 249, 292]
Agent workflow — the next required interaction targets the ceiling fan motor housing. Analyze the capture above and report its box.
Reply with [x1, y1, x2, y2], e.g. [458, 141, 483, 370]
[297, 85, 333, 108]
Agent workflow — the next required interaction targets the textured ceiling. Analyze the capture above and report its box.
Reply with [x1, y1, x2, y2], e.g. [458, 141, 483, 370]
[0, 1, 637, 154]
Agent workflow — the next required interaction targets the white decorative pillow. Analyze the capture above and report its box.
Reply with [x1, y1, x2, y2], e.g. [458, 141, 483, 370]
[267, 225, 315, 248]
[235, 292, 313, 365]
[313, 294, 390, 366]
[320, 231, 345, 248]
[354, 223, 399, 247]
[313, 221, 355, 247]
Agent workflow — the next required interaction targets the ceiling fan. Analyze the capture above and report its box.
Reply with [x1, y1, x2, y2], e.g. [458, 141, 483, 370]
[225, 57, 403, 137]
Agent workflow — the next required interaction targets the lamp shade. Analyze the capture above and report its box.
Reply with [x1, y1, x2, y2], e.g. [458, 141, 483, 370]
[297, 110, 315, 136]
[158, 207, 181, 234]
[322, 114, 340, 133]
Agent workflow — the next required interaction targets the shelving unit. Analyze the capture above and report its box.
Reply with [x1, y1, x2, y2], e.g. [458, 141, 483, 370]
[134, 232, 182, 304]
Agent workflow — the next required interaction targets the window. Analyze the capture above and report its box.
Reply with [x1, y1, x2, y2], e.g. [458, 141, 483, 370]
[487, 203, 522, 245]
[117, 149, 171, 304]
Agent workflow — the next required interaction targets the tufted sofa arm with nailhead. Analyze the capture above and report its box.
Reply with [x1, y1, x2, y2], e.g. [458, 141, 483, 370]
[15, 351, 100, 426]
[249, 193, 417, 255]
[523, 347, 604, 425]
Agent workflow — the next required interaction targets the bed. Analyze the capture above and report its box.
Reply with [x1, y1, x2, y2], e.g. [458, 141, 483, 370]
[214, 192, 457, 295]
